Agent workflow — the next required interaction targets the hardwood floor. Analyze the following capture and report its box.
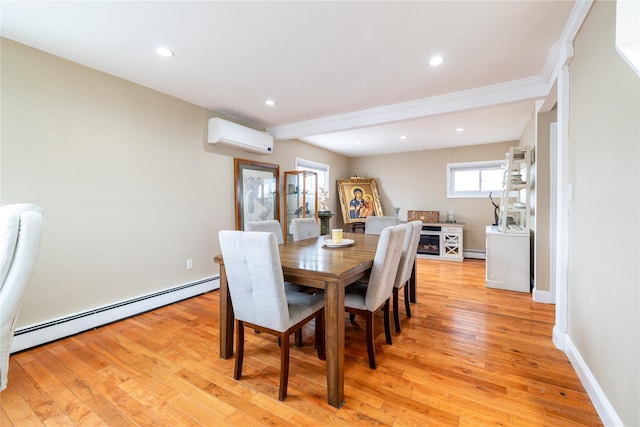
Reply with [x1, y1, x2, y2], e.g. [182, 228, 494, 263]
[1, 259, 602, 426]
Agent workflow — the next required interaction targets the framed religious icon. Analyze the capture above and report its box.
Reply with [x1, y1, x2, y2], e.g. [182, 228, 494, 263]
[234, 158, 280, 230]
[337, 178, 383, 224]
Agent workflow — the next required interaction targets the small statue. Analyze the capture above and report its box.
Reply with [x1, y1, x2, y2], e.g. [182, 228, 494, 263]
[318, 186, 329, 211]
[489, 192, 499, 226]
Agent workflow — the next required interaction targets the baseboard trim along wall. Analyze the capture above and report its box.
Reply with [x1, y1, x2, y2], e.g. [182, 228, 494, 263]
[564, 335, 622, 426]
[533, 288, 554, 304]
[463, 249, 486, 259]
[12, 277, 220, 353]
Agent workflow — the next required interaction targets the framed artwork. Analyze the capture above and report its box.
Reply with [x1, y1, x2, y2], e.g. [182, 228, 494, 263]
[336, 178, 383, 224]
[234, 158, 280, 230]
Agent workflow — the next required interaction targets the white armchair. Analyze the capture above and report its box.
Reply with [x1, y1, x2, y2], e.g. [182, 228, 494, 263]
[0, 204, 44, 391]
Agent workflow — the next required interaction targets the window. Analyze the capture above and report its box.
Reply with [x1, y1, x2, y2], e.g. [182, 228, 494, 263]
[296, 157, 329, 195]
[447, 160, 504, 198]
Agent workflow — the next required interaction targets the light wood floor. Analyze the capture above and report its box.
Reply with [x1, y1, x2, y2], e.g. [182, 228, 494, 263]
[1, 259, 602, 426]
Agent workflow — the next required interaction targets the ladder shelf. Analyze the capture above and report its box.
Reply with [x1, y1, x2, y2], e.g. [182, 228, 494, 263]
[498, 146, 532, 233]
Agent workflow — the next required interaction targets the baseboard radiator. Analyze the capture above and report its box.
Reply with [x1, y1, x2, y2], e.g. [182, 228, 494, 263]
[12, 277, 219, 353]
[463, 249, 486, 259]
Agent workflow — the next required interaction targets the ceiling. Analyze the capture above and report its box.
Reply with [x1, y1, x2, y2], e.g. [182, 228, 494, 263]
[0, 1, 576, 157]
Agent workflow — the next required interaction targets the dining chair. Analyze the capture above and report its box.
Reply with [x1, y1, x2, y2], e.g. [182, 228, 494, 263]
[1, 204, 44, 391]
[364, 216, 400, 235]
[393, 220, 423, 333]
[218, 230, 325, 401]
[290, 217, 320, 241]
[245, 219, 313, 337]
[245, 219, 284, 244]
[344, 224, 406, 369]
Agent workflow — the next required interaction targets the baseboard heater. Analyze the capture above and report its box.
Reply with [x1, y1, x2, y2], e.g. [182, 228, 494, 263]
[463, 249, 486, 259]
[12, 277, 219, 353]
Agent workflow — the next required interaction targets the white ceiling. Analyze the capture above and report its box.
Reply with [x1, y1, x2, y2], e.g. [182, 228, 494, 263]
[0, 1, 576, 157]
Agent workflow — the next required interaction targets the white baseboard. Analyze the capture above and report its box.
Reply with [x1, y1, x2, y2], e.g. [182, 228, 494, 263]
[552, 325, 566, 351]
[12, 277, 219, 353]
[532, 288, 554, 304]
[564, 336, 623, 426]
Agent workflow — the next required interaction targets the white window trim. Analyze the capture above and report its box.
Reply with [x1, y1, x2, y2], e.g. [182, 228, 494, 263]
[295, 157, 330, 195]
[447, 160, 504, 199]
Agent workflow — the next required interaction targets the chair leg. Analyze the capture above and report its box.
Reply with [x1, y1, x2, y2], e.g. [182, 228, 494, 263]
[404, 284, 412, 318]
[393, 287, 401, 333]
[383, 300, 392, 345]
[295, 329, 303, 347]
[365, 312, 376, 369]
[315, 310, 326, 360]
[279, 333, 290, 401]
[234, 320, 245, 380]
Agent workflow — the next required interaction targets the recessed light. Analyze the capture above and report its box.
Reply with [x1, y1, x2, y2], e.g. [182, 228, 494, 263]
[355, 140, 361, 145]
[456, 127, 465, 132]
[265, 99, 277, 107]
[156, 47, 175, 57]
[400, 135, 408, 140]
[429, 55, 444, 66]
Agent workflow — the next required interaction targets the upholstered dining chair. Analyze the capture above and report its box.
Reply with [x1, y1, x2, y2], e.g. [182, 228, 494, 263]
[218, 230, 325, 401]
[1, 203, 44, 391]
[364, 216, 400, 235]
[344, 224, 406, 369]
[393, 220, 423, 333]
[290, 217, 320, 241]
[245, 219, 310, 331]
[245, 219, 284, 244]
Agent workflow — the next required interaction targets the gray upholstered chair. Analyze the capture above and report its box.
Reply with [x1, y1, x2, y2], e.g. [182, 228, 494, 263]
[364, 216, 400, 235]
[393, 220, 423, 333]
[245, 219, 284, 244]
[245, 219, 309, 326]
[344, 224, 406, 369]
[218, 230, 325, 401]
[290, 217, 320, 241]
[1, 204, 44, 391]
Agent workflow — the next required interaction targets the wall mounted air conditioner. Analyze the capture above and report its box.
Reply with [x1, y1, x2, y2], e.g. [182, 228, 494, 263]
[207, 117, 274, 154]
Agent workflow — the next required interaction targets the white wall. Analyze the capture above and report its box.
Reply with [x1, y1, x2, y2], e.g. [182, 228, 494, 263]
[0, 38, 348, 329]
[568, 1, 639, 424]
[349, 141, 517, 252]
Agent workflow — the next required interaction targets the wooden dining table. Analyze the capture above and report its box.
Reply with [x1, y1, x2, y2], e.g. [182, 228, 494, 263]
[214, 231, 416, 408]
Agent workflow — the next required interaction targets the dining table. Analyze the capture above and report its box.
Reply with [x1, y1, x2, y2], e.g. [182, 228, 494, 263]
[213, 231, 417, 408]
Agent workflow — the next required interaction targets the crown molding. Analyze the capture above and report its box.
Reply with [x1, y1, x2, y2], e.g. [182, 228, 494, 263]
[269, 0, 595, 142]
[541, 0, 593, 90]
[268, 76, 548, 140]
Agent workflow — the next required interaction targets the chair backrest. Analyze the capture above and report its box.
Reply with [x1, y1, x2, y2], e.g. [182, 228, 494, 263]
[218, 230, 290, 332]
[290, 218, 319, 241]
[395, 221, 423, 288]
[245, 220, 284, 244]
[1, 203, 44, 391]
[364, 224, 406, 311]
[364, 216, 400, 235]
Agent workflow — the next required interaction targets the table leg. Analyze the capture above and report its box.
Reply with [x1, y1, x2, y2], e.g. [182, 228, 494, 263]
[324, 281, 345, 408]
[409, 259, 417, 303]
[219, 265, 234, 359]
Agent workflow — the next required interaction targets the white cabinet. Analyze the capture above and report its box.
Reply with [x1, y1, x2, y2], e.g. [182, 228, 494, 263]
[441, 226, 463, 261]
[417, 223, 464, 262]
[485, 226, 530, 292]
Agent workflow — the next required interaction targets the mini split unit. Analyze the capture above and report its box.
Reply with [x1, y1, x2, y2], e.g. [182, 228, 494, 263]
[207, 117, 274, 154]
